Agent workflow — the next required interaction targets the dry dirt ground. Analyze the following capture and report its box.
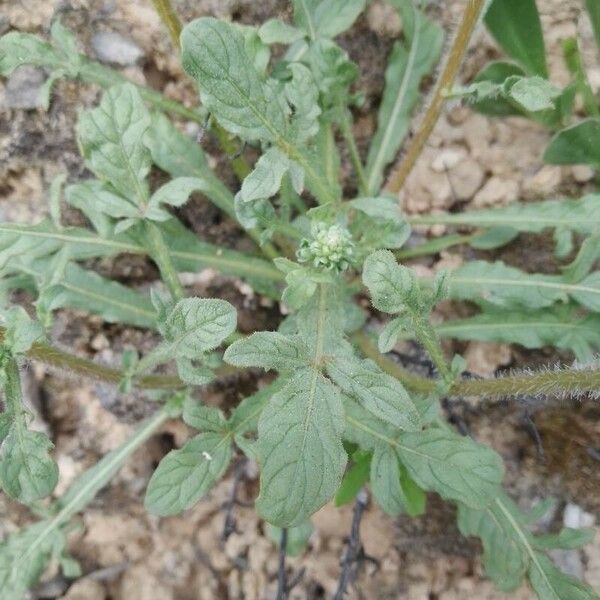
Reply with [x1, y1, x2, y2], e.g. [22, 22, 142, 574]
[0, 0, 599, 598]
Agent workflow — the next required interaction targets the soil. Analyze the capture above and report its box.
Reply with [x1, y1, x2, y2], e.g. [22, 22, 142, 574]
[0, 0, 599, 599]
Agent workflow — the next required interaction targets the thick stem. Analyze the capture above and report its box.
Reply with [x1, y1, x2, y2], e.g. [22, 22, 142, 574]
[144, 221, 186, 301]
[385, 0, 485, 194]
[353, 330, 600, 399]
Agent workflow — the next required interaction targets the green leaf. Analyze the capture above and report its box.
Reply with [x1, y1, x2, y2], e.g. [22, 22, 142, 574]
[362, 249, 420, 314]
[0, 32, 63, 75]
[162, 298, 237, 359]
[470, 61, 527, 116]
[146, 177, 212, 220]
[334, 451, 370, 506]
[285, 63, 321, 143]
[266, 520, 314, 556]
[0, 306, 44, 354]
[435, 308, 600, 363]
[0, 520, 64, 600]
[448, 260, 600, 311]
[533, 527, 596, 551]
[44, 263, 156, 329]
[528, 553, 598, 600]
[544, 119, 600, 165]
[224, 331, 310, 371]
[145, 432, 232, 516]
[326, 354, 421, 431]
[484, 0, 548, 77]
[508, 76, 561, 112]
[457, 500, 529, 592]
[350, 197, 411, 249]
[293, 0, 366, 39]
[365, 1, 443, 194]
[145, 112, 209, 176]
[181, 18, 286, 143]
[146, 114, 235, 220]
[0, 426, 59, 503]
[255, 369, 347, 526]
[410, 195, 600, 239]
[397, 428, 504, 509]
[183, 398, 227, 432]
[237, 148, 301, 204]
[77, 83, 152, 203]
[562, 235, 600, 282]
[258, 19, 305, 45]
[371, 444, 425, 516]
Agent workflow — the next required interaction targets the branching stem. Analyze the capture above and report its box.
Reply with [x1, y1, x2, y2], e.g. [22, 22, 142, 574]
[385, 0, 485, 193]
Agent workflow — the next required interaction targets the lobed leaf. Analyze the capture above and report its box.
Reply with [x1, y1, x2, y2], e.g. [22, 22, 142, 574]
[77, 83, 152, 204]
[183, 398, 227, 432]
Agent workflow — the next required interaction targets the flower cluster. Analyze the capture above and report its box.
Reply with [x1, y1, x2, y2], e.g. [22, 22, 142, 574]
[297, 222, 355, 272]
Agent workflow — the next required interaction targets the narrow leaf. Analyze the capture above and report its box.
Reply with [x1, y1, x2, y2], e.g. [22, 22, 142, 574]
[365, 2, 443, 193]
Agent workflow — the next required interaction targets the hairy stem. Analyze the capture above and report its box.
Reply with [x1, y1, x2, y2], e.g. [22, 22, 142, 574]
[412, 320, 452, 383]
[354, 331, 600, 399]
[339, 109, 368, 196]
[144, 221, 186, 301]
[385, 0, 485, 193]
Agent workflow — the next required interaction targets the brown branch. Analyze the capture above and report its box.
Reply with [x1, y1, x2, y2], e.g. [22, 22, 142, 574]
[385, 0, 486, 194]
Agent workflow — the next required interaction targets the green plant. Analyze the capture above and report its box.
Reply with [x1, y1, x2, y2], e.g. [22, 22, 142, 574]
[0, 0, 599, 598]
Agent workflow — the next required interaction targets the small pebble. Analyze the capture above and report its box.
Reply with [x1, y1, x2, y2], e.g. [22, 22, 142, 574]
[91, 31, 144, 66]
[3, 65, 45, 109]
